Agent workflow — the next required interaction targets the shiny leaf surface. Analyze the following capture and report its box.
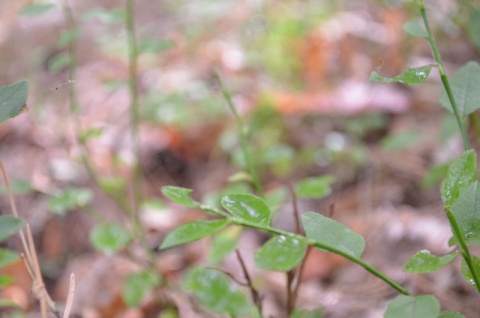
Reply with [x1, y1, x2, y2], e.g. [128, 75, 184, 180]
[403, 250, 457, 273]
[370, 65, 433, 86]
[441, 150, 476, 206]
[450, 181, 480, 245]
[255, 235, 308, 271]
[221, 194, 271, 226]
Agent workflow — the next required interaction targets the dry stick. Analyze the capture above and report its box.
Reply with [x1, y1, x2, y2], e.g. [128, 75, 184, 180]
[235, 250, 263, 316]
[63, 274, 76, 318]
[0, 161, 65, 318]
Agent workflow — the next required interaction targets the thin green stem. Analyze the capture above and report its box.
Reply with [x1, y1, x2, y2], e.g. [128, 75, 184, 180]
[214, 70, 264, 197]
[231, 219, 411, 296]
[125, 0, 144, 235]
[445, 208, 480, 292]
[419, 0, 471, 150]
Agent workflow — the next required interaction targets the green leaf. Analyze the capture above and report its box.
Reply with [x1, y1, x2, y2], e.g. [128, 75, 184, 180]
[295, 176, 335, 199]
[0, 298, 18, 308]
[291, 308, 324, 318]
[221, 194, 271, 226]
[161, 186, 198, 208]
[450, 182, 480, 245]
[48, 53, 71, 73]
[18, 4, 55, 16]
[403, 21, 427, 38]
[403, 250, 457, 273]
[381, 131, 421, 151]
[209, 226, 242, 263]
[138, 40, 174, 54]
[422, 164, 449, 189]
[302, 212, 365, 258]
[58, 29, 81, 47]
[0, 216, 25, 242]
[370, 65, 434, 86]
[99, 176, 126, 196]
[0, 180, 34, 195]
[90, 223, 131, 255]
[159, 220, 230, 250]
[0, 81, 28, 124]
[47, 187, 93, 215]
[0, 275, 14, 287]
[439, 311, 465, 318]
[82, 7, 125, 24]
[384, 295, 440, 318]
[255, 235, 307, 271]
[467, 8, 480, 50]
[441, 150, 476, 206]
[460, 256, 480, 286]
[183, 267, 253, 316]
[440, 62, 480, 116]
[0, 249, 19, 268]
[123, 271, 159, 307]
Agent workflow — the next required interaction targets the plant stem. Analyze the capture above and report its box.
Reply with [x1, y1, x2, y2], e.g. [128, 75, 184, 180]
[214, 70, 264, 197]
[125, 0, 144, 234]
[445, 208, 480, 292]
[419, 0, 471, 151]
[232, 219, 411, 296]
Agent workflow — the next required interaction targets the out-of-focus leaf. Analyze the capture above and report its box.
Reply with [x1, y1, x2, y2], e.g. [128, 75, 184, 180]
[370, 65, 434, 86]
[302, 212, 365, 258]
[123, 271, 159, 307]
[183, 267, 253, 316]
[159, 220, 230, 250]
[99, 176, 126, 196]
[460, 256, 480, 286]
[48, 187, 93, 215]
[0, 249, 19, 268]
[0, 216, 25, 242]
[381, 131, 421, 151]
[162, 186, 198, 208]
[384, 295, 440, 318]
[403, 250, 457, 273]
[468, 8, 480, 50]
[441, 150, 476, 206]
[138, 40, 174, 54]
[291, 308, 324, 318]
[0, 180, 33, 195]
[295, 176, 334, 199]
[58, 29, 81, 47]
[48, 53, 71, 73]
[440, 62, 480, 116]
[90, 223, 131, 255]
[0, 275, 14, 287]
[422, 164, 449, 189]
[209, 226, 242, 264]
[0, 298, 17, 308]
[0, 81, 28, 124]
[18, 4, 55, 16]
[403, 21, 427, 38]
[221, 194, 271, 226]
[255, 235, 307, 271]
[82, 7, 125, 24]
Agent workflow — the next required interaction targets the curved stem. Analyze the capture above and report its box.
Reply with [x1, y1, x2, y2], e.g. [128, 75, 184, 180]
[419, 0, 471, 151]
[214, 70, 264, 197]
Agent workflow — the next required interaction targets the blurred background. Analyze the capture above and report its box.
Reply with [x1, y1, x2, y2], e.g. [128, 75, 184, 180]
[1, 0, 480, 317]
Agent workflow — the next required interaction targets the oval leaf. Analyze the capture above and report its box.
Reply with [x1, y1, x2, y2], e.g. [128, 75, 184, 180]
[403, 250, 457, 273]
[403, 21, 428, 38]
[47, 187, 93, 215]
[209, 226, 242, 263]
[162, 186, 198, 208]
[221, 194, 271, 226]
[160, 219, 230, 250]
[90, 223, 131, 255]
[439, 312, 465, 318]
[18, 4, 55, 16]
[385, 295, 440, 318]
[255, 235, 307, 271]
[440, 62, 480, 116]
[0, 249, 19, 268]
[123, 271, 159, 307]
[302, 212, 365, 258]
[450, 181, 480, 245]
[441, 150, 476, 206]
[370, 65, 433, 86]
[183, 267, 253, 316]
[0, 81, 28, 124]
[0, 216, 25, 242]
[460, 255, 480, 286]
[295, 176, 334, 199]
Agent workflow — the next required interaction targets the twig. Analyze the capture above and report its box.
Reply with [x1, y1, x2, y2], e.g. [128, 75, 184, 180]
[288, 183, 301, 234]
[235, 250, 263, 316]
[63, 274, 76, 318]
